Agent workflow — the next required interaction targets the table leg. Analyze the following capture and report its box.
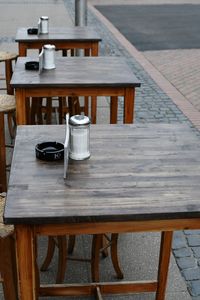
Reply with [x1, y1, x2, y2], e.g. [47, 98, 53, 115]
[110, 96, 118, 124]
[18, 44, 27, 57]
[156, 231, 173, 300]
[124, 88, 135, 124]
[91, 42, 99, 56]
[16, 89, 27, 125]
[15, 225, 37, 300]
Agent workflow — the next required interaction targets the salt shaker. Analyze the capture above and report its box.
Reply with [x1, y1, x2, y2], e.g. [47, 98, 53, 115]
[43, 44, 56, 70]
[69, 115, 90, 160]
[40, 16, 49, 34]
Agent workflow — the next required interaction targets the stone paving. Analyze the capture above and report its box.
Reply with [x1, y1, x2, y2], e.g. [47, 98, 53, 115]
[65, 0, 200, 298]
[143, 49, 200, 112]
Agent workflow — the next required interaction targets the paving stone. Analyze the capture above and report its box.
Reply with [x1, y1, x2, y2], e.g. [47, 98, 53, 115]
[187, 236, 200, 247]
[185, 231, 200, 235]
[172, 233, 187, 250]
[188, 280, 200, 296]
[173, 247, 193, 258]
[192, 247, 200, 258]
[177, 257, 197, 270]
[182, 268, 200, 281]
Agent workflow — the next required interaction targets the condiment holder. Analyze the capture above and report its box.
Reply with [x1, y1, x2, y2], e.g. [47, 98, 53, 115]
[64, 114, 90, 178]
[38, 16, 49, 34]
[69, 115, 90, 160]
[43, 44, 56, 70]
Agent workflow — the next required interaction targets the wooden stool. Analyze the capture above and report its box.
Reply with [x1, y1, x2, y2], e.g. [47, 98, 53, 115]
[0, 51, 17, 139]
[0, 95, 16, 192]
[0, 51, 18, 95]
[0, 195, 18, 300]
[41, 233, 123, 283]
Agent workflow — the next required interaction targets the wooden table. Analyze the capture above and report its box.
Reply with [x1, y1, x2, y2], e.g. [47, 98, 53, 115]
[4, 123, 200, 300]
[16, 27, 101, 56]
[10, 56, 141, 125]
[16, 26, 102, 123]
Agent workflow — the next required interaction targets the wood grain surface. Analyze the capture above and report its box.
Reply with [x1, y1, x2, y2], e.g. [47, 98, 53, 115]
[15, 27, 102, 42]
[4, 124, 200, 224]
[10, 57, 141, 88]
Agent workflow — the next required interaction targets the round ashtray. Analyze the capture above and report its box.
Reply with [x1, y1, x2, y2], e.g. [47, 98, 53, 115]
[25, 61, 39, 71]
[27, 28, 38, 35]
[35, 141, 64, 161]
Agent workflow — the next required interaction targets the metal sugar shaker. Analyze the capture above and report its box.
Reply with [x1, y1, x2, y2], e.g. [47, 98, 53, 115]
[69, 115, 90, 160]
[43, 44, 56, 70]
[40, 16, 49, 34]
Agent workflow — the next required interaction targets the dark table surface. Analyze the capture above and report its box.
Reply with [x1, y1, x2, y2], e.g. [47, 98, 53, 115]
[15, 26, 102, 42]
[4, 124, 200, 225]
[10, 56, 141, 88]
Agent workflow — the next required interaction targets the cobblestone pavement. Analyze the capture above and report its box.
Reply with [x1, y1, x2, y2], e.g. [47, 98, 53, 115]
[63, 0, 200, 298]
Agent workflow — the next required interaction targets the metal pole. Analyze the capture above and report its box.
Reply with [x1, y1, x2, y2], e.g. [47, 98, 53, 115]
[75, 0, 87, 26]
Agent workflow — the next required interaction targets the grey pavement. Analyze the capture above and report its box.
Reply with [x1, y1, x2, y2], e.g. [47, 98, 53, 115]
[1, 0, 200, 299]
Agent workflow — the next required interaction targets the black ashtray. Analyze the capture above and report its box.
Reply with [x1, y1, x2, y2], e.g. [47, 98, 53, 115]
[25, 61, 39, 71]
[35, 142, 64, 161]
[27, 28, 38, 35]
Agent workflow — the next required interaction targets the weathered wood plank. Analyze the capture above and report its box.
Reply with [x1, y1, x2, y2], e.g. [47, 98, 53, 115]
[4, 124, 200, 224]
[11, 57, 141, 88]
[16, 27, 102, 42]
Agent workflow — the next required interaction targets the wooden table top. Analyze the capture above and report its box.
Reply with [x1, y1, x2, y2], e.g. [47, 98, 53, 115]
[15, 26, 102, 42]
[10, 56, 141, 88]
[4, 124, 200, 225]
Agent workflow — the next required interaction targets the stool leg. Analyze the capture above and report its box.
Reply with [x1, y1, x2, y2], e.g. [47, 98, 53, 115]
[95, 286, 103, 300]
[110, 234, 123, 279]
[110, 96, 118, 124]
[0, 235, 18, 300]
[56, 236, 67, 283]
[45, 98, 52, 124]
[91, 96, 97, 124]
[91, 234, 102, 282]
[5, 59, 14, 95]
[40, 236, 56, 272]
[68, 235, 76, 254]
[7, 111, 16, 140]
[0, 112, 7, 192]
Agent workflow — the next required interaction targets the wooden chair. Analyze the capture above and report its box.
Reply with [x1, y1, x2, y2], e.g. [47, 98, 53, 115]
[0, 95, 16, 192]
[0, 195, 18, 300]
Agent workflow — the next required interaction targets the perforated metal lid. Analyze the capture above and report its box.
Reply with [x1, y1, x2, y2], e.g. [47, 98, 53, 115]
[40, 16, 49, 20]
[69, 115, 90, 126]
[44, 44, 55, 50]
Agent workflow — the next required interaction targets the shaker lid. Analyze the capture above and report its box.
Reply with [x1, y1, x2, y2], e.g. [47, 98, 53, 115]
[69, 115, 90, 126]
[40, 16, 49, 20]
[44, 44, 55, 50]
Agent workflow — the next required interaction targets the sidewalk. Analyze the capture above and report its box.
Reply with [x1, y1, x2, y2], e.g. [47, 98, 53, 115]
[0, 0, 198, 299]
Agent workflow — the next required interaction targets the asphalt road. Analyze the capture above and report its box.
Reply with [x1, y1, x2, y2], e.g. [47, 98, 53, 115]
[95, 4, 200, 51]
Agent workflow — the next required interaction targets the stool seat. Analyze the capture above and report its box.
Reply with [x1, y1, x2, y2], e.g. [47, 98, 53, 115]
[0, 95, 16, 112]
[0, 52, 18, 62]
[0, 196, 14, 238]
